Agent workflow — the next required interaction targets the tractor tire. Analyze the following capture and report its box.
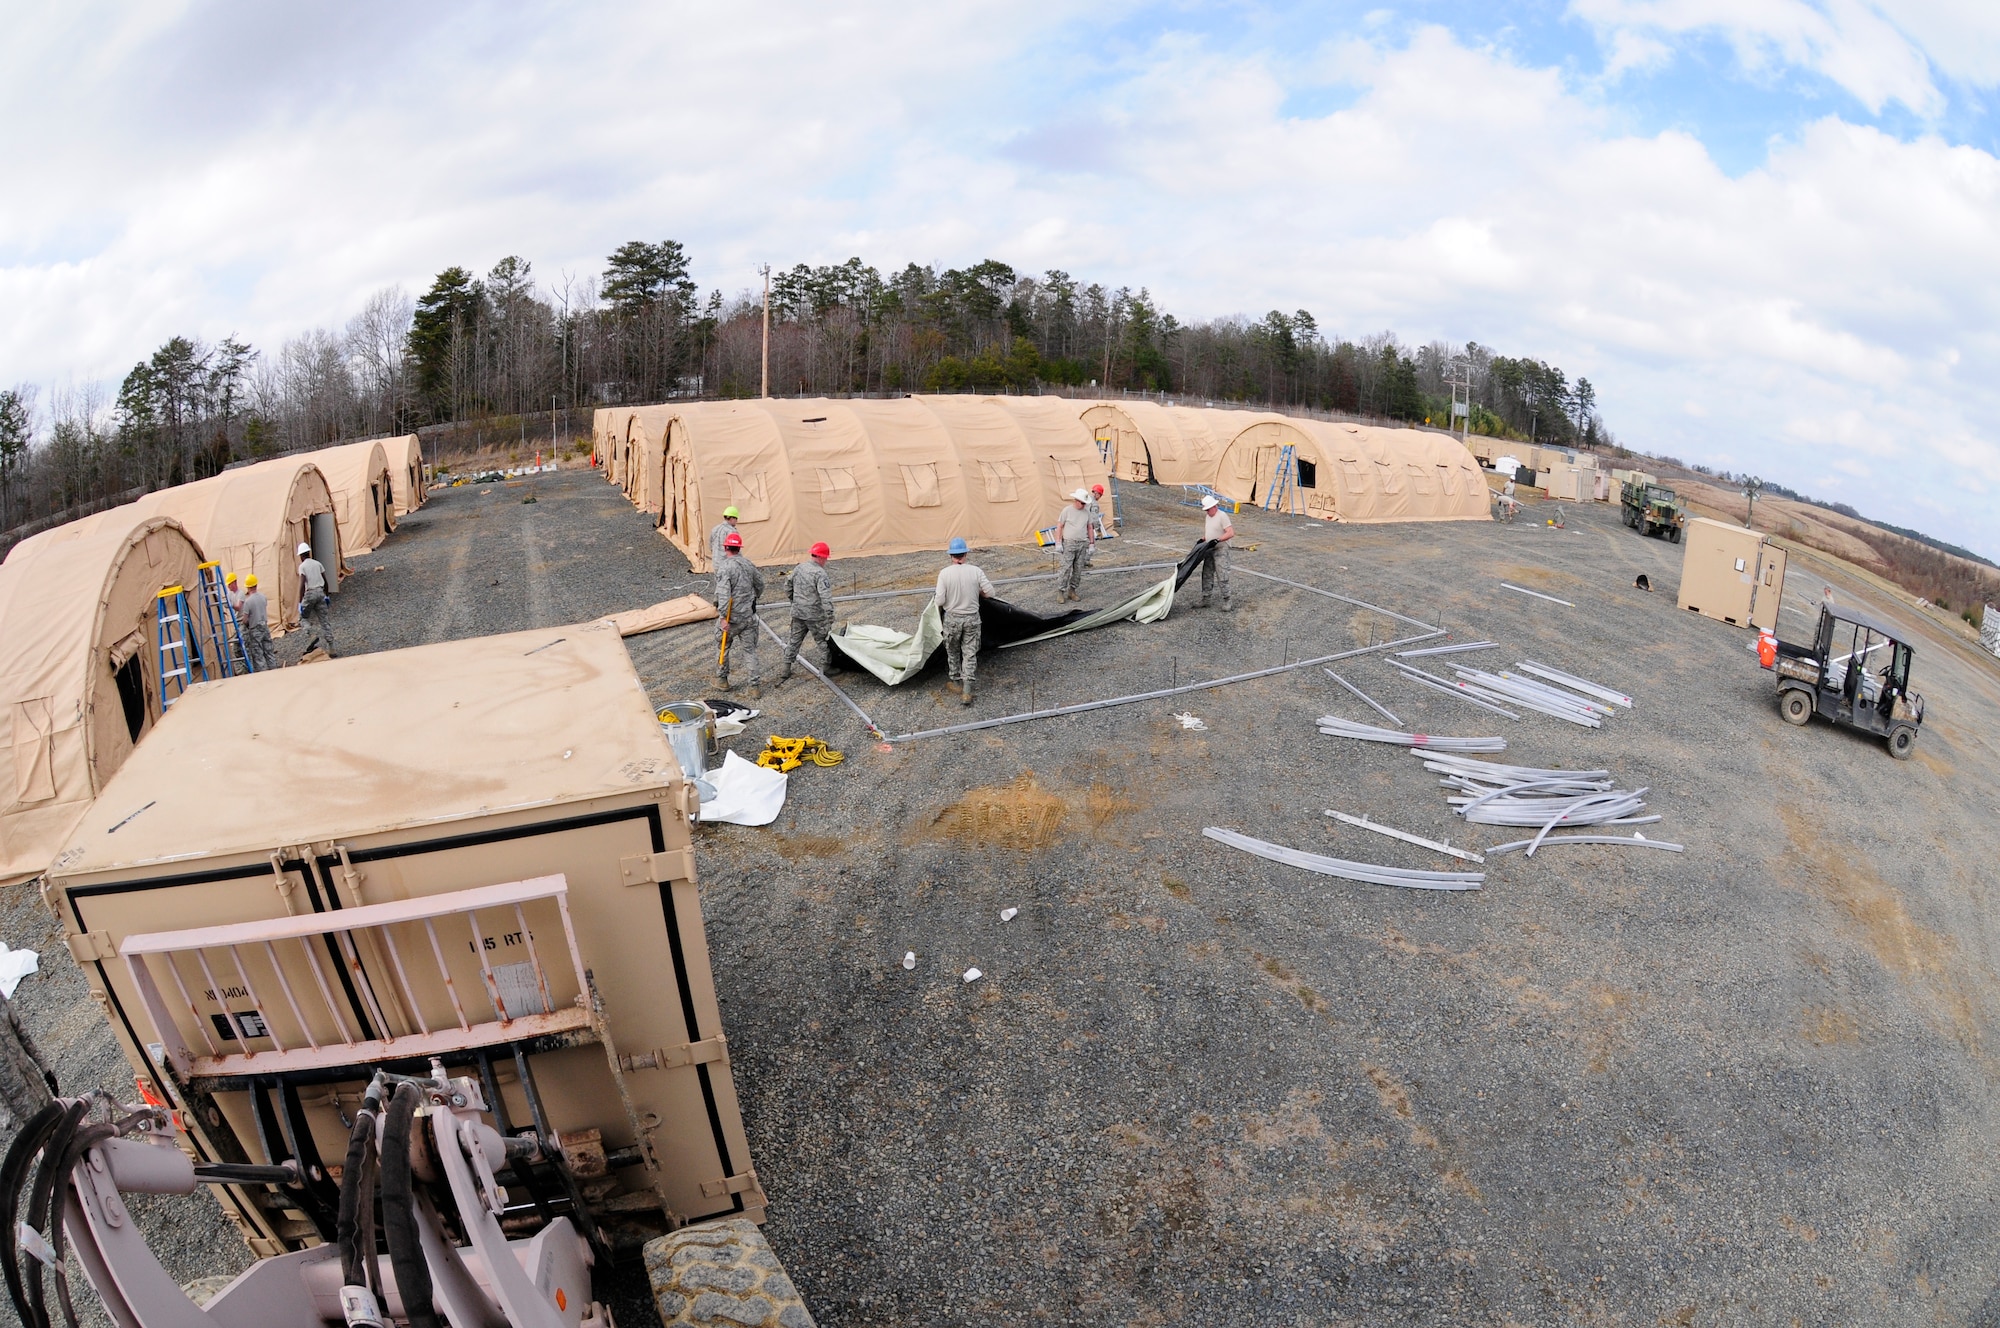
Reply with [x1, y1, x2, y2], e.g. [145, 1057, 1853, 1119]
[1779, 690, 1812, 726]
[1888, 725, 1917, 760]
[645, 1218, 817, 1328]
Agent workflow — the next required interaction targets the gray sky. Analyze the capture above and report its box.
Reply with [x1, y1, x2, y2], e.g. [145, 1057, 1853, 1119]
[4, 0, 1998, 556]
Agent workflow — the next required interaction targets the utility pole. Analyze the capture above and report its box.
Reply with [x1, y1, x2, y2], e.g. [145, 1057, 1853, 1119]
[1743, 476, 1764, 528]
[759, 265, 772, 399]
[1447, 357, 1472, 445]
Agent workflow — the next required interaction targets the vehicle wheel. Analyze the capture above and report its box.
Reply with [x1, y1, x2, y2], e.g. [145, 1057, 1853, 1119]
[646, 1218, 817, 1327]
[1669, 525, 1681, 543]
[1888, 725, 1917, 760]
[1779, 690, 1812, 726]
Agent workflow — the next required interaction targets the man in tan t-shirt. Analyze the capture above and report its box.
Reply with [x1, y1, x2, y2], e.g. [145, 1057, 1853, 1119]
[934, 537, 995, 705]
[1199, 494, 1233, 612]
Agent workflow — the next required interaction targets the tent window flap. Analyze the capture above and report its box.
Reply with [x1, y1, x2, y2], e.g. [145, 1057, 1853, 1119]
[724, 470, 772, 521]
[978, 460, 1020, 503]
[816, 467, 860, 515]
[899, 463, 942, 508]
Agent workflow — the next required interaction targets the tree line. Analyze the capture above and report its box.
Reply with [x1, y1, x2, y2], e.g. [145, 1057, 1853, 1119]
[0, 241, 1611, 538]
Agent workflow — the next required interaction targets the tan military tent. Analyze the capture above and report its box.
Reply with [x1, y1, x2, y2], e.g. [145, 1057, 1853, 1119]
[631, 396, 1114, 572]
[594, 407, 636, 486]
[314, 438, 395, 556]
[4, 458, 343, 632]
[1080, 400, 1238, 487]
[0, 515, 211, 887]
[386, 434, 426, 515]
[1211, 418, 1490, 523]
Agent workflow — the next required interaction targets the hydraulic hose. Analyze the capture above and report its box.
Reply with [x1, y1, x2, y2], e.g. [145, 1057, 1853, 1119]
[0, 1102, 66, 1326]
[336, 1094, 382, 1294]
[21, 1099, 87, 1328]
[378, 1082, 440, 1328]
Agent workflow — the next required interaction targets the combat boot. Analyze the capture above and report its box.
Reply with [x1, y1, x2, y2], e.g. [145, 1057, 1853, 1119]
[960, 679, 975, 706]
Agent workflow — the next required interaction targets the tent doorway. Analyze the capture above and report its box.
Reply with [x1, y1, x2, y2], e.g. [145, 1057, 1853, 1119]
[113, 654, 148, 743]
[310, 511, 339, 592]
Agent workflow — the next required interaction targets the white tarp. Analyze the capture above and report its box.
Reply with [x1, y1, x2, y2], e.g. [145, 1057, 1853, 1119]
[0, 944, 38, 998]
[832, 604, 946, 685]
[697, 751, 789, 826]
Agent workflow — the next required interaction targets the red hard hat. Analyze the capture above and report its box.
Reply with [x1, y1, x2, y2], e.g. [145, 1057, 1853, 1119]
[723, 532, 743, 549]
[810, 542, 830, 558]
[1091, 484, 1105, 495]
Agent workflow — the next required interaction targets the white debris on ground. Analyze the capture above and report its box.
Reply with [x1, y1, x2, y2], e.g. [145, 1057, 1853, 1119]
[1173, 713, 1208, 730]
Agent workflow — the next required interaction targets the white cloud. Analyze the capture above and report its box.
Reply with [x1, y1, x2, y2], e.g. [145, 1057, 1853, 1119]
[1, 6, 1997, 555]
[1569, 0, 2000, 112]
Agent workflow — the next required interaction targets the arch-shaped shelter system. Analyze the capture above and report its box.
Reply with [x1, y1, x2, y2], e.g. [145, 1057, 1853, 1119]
[0, 515, 211, 887]
[623, 396, 1115, 572]
[619, 406, 673, 520]
[1212, 417, 1491, 523]
[593, 407, 635, 484]
[1081, 400, 1237, 487]
[6, 457, 344, 632]
[313, 438, 396, 557]
[385, 434, 426, 515]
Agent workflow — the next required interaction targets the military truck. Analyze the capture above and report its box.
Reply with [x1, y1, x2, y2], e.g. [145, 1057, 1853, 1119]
[1621, 479, 1685, 541]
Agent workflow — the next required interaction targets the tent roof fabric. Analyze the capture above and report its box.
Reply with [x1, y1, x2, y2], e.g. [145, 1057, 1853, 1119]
[384, 435, 424, 514]
[641, 396, 1115, 572]
[1210, 416, 1490, 524]
[1080, 400, 1242, 487]
[0, 514, 207, 886]
[312, 438, 394, 556]
[53, 622, 677, 878]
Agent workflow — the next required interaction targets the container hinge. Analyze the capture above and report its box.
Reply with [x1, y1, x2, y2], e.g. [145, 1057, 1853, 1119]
[619, 1035, 727, 1073]
[620, 849, 696, 887]
[66, 931, 116, 963]
[698, 1169, 759, 1199]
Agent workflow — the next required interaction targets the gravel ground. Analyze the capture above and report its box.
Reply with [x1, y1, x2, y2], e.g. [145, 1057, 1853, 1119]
[6, 465, 1999, 1326]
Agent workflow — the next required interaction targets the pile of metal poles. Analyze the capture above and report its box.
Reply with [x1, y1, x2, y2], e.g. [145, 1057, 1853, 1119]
[1386, 658, 1630, 729]
[1316, 715, 1506, 752]
[1410, 751, 1678, 856]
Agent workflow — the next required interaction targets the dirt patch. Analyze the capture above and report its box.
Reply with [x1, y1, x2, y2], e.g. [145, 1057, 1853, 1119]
[764, 832, 852, 861]
[1802, 1007, 1862, 1046]
[1497, 564, 1580, 589]
[1242, 1089, 1329, 1148]
[1364, 1064, 1482, 1201]
[1777, 802, 1981, 1050]
[930, 773, 1070, 851]
[1347, 609, 1399, 648]
[1252, 952, 1327, 1012]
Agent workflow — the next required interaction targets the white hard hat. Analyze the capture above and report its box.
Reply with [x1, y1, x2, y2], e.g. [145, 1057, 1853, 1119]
[297, 542, 312, 556]
[1071, 488, 1090, 502]
[1201, 494, 1219, 510]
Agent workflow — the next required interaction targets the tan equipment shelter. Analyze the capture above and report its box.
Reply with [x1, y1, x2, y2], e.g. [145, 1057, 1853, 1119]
[1080, 400, 1236, 487]
[4, 457, 342, 634]
[0, 515, 210, 888]
[626, 396, 1114, 572]
[45, 623, 759, 1255]
[1678, 517, 1787, 630]
[385, 433, 426, 515]
[1211, 418, 1491, 523]
[313, 438, 396, 557]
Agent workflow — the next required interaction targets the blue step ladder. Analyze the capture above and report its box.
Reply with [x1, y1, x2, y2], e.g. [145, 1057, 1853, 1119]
[1262, 444, 1303, 515]
[154, 586, 204, 709]
[194, 561, 255, 675]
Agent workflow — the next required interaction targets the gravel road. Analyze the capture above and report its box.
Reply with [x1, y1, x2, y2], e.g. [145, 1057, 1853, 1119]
[7, 464, 1999, 1326]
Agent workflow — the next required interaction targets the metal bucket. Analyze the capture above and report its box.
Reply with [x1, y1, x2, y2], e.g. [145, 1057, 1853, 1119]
[657, 702, 715, 781]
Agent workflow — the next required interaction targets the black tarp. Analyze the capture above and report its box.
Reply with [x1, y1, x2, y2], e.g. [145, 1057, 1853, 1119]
[827, 540, 1215, 678]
